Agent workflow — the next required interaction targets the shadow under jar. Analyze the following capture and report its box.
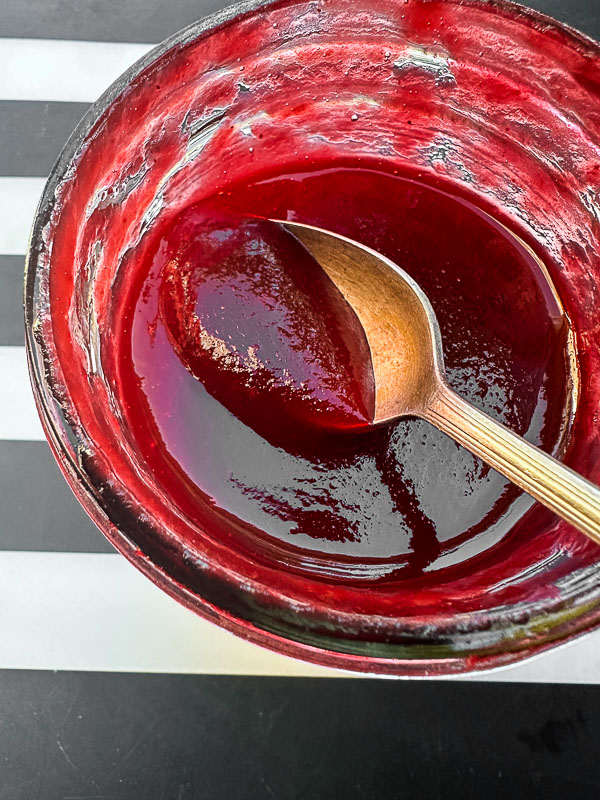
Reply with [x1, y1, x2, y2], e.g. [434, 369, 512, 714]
[26, 0, 600, 675]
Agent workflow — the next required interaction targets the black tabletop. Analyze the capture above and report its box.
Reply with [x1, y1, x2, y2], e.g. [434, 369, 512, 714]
[2, 1, 600, 797]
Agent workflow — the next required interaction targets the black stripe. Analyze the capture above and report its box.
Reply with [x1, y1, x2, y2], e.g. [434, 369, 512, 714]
[1, 0, 231, 44]
[0, 672, 599, 796]
[0, 256, 25, 346]
[0, 101, 89, 178]
[0, 441, 113, 552]
[0, 0, 599, 43]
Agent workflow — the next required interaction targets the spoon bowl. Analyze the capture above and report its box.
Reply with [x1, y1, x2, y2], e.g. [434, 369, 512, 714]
[281, 221, 445, 422]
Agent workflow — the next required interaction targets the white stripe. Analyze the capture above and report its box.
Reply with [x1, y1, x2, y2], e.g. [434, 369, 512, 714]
[0, 551, 337, 676]
[0, 549, 599, 679]
[0, 347, 44, 441]
[0, 177, 46, 255]
[0, 38, 154, 103]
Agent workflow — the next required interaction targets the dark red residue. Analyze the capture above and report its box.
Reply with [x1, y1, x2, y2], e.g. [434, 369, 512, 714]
[158, 209, 374, 448]
[113, 166, 572, 580]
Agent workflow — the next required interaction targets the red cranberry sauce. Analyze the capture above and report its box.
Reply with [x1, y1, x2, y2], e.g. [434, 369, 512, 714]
[112, 165, 573, 581]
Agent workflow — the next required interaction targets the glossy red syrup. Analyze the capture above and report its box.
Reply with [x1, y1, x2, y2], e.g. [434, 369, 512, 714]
[112, 165, 572, 582]
[159, 210, 375, 449]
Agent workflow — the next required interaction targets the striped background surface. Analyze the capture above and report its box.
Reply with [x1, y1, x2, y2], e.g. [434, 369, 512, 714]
[2, 1, 600, 796]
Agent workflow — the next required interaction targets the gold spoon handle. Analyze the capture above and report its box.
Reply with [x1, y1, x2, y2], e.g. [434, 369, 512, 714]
[425, 385, 600, 544]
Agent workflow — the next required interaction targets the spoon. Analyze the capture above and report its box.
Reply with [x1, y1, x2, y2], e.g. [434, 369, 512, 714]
[279, 219, 600, 545]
